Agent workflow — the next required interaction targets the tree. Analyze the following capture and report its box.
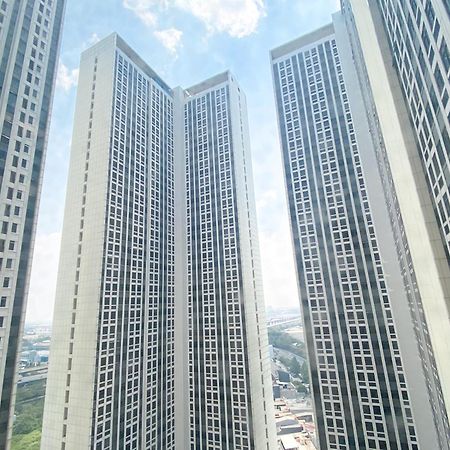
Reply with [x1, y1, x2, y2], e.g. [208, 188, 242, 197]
[278, 355, 291, 369]
[268, 329, 306, 359]
[300, 361, 310, 383]
[13, 398, 43, 435]
[12, 380, 45, 445]
[289, 356, 301, 376]
[11, 429, 41, 450]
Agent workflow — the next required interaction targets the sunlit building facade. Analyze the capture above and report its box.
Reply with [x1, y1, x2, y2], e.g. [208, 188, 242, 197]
[184, 73, 275, 450]
[41, 33, 176, 450]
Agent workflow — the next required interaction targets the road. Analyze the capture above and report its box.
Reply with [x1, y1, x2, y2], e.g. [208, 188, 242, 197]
[273, 347, 306, 365]
[267, 318, 301, 328]
[18, 371, 47, 385]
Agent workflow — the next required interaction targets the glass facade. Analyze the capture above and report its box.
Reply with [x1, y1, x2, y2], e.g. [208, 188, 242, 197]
[185, 85, 254, 450]
[69, 50, 176, 450]
[342, 1, 450, 447]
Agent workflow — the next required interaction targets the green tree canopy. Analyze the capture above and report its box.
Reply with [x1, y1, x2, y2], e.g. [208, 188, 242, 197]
[11, 429, 41, 450]
[289, 356, 301, 376]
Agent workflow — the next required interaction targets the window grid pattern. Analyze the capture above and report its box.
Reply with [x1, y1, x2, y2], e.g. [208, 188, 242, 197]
[185, 87, 253, 450]
[273, 37, 418, 450]
[90, 50, 175, 450]
[342, 1, 450, 447]
[0, 0, 54, 357]
[0, 0, 8, 40]
[0, 0, 64, 444]
[376, 0, 450, 260]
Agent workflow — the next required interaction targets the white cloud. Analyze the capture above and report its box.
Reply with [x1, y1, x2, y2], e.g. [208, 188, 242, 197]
[245, 81, 299, 310]
[256, 189, 278, 212]
[80, 33, 102, 52]
[123, 0, 159, 27]
[175, 0, 266, 37]
[56, 62, 79, 91]
[154, 27, 183, 54]
[26, 232, 61, 325]
[256, 186, 299, 309]
[88, 32, 101, 46]
[122, 0, 266, 39]
[252, 131, 298, 308]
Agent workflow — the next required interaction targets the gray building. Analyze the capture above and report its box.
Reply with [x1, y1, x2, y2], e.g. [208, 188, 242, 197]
[42, 34, 275, 450]
[271, 14, 443, 450]
[0, 0, 65, 447]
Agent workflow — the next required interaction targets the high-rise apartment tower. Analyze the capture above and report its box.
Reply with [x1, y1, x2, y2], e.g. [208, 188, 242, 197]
[41, 33, 275, 450]
[342, 0, 450, 447]
[271, 12, 445, 449]
[0, 0, 66, 447]
[184, 73, 274, 450]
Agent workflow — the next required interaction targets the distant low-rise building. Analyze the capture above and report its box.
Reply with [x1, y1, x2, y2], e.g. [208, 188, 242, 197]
[19, 350, 40, 367]
[280, 435, 300, 450]
[273, 384, 281, 399]
[278, 370, 291, 383]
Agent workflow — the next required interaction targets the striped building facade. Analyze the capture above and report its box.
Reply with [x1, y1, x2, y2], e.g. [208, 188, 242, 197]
[42, 34, 275, 450]
[271, 17, 441, 449]
[0, 0, 65, 447]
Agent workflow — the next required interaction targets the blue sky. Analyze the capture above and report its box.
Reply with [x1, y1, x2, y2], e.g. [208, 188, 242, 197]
[26, 0, 340, 323]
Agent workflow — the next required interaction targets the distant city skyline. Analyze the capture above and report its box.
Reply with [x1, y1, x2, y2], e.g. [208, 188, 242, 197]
[25, 0, 341, 324]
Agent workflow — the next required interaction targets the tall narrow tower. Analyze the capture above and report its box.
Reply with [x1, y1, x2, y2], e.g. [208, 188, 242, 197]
[271, 16, 442, 449]
[41, 34, 176, 449]
[0, 0, 66, 447]
[183, 73, 275, 450]
[42, 34, 275, 450]
[342, 0, 450, 446]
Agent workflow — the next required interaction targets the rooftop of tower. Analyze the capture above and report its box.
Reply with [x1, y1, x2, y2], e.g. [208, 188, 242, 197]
[270, 23, 334, 60]
[82, 32, 172, 93]
[82, 33, 239, 97]
[184, 71, 237, 96]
